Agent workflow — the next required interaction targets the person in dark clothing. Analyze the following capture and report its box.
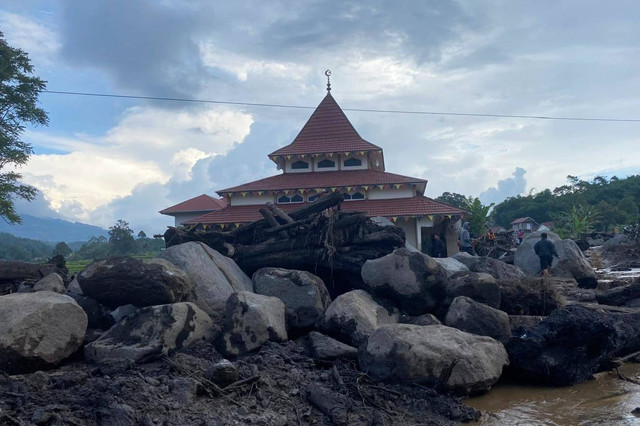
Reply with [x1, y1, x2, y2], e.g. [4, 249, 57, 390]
[432, 234, 447, 258]
[534, 233, 559, 276]
[459, 222, 476, 255]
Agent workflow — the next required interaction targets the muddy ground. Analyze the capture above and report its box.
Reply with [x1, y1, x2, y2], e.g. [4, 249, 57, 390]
[0, 338, 480, 426]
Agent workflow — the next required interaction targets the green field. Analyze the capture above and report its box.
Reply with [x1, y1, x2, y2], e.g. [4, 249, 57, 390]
[66, 253, 160, 275]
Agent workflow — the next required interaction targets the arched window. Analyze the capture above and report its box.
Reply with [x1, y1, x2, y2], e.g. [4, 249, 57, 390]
[343, 193, 352, 200]
[318, 159, 335, 168]
[291, 160, 309, 170]
[291, 194, 304, 203]
[308, 193, 323, 202]
[351, 192, 365, 200]
[344, 158, 362, 167]
[277, 195, 291, 204]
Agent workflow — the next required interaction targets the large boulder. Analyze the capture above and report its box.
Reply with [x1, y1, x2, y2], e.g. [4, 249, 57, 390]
[68, 293, 115, 330]
[361, 248, 447, 315]
[78, 257, 192, 308]
[85, 302, 214, 364]
[507, 304, 640, 386]
[253, 268, 331, 331]
[0, 292, 88, 374]
[433, 257, 469, 278]
[514, 232, 597, 288]
[158, 242, 252, 321]
[497, 277, 565, 315]
[444, 296, 511, 344]
[443, 272, 501, 310]
[33, 273, 65, 293]
[306, 331, 358, 361]
[465, 257, 525, 281]
[320, 289, 399, 347]
[359, 324, 508, 395]
[218, 291, 287, 356]
[596, 281, 640, 307]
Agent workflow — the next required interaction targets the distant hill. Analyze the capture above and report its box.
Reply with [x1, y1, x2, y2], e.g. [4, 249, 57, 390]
[0, 214, 109, 243]
[0, 232, 53, 261]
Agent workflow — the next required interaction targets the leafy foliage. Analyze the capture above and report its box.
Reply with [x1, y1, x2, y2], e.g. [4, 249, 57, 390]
[0, 31, 48, 223]
[552, 204, 600, 239]
[464, 197, 494, 237]
[137, 230, 147, 238]
[108, 219, 135, 254]
[435, 192, 468, 210]
[0, 232, 52, 261]
[52, 241, 72, 257]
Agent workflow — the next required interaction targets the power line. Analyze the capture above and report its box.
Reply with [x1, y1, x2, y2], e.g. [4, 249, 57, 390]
[42, 90, 640, 123]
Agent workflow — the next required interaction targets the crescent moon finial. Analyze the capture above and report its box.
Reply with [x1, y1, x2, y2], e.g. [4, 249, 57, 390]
[325, 70, 331, 92]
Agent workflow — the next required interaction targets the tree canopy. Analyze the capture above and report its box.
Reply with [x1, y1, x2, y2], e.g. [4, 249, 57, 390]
[108, 219, 135, 254]
[0, 31, 48, 223]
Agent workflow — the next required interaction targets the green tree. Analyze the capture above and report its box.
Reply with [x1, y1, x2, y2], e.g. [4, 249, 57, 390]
[137, 230, 147, 238]
[464, 197, 494, 237]
[0, 31, 48, 224]
[435, 192, 469, 210]
[108, 219, 135, 254]
[52, 241, 72, 257]
[75, 236, 110, 260]
[553, 204, 600, 240]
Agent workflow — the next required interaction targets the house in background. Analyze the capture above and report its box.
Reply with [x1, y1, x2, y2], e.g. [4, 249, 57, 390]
[538, 221, 554, 231]
[511, 217, 539, 232]
[163, 82, 467, 254]
[160, 194, 227, 226]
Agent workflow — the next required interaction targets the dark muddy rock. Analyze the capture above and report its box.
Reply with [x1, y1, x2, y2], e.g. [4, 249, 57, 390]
[402, 313, 442, 326]
[206, 359, 238, 387]
[463, 256, 526, 281]
[359, 324, 509, 395]
[307, 331, 358, 360]
[361, 248, 447, 315]
[78, 256, 192, 308]
[319, 289, 398, 347]
[596, 281, 640, 307]
[443, 271, 501, 310]
[506, 304, 640, 386]
[253, 267, 331, 331]
[0, 292, 87, 374]
[158, 241, 252, 321]
[85, 302, 215, 364]
[445, 296, 511, 344]
[218, 291, 287, 357]
[67, 293, 115, 330]
[497, 277, 565, 315]
[509, 315, 545, 336]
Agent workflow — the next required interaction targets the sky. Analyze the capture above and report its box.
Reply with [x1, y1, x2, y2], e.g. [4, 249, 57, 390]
[2, 0, 640, 234]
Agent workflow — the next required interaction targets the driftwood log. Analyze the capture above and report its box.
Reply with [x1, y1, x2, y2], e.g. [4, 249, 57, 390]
[0, 255, 68, 295]
[164, 193, 405, 294]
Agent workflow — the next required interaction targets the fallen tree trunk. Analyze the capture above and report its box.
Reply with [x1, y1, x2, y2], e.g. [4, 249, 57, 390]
[165, 193, 405, 295]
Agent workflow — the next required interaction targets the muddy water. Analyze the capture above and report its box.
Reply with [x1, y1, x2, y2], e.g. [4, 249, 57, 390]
[467, 364, 640, 425]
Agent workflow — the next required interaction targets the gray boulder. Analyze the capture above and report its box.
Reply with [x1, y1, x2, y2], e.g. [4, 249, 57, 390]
[33, 273, 65, 293]
[66, 277, 83, 295]
[445, 296, 511, 344]
[359, 324, 509, 395]
[159, 242, 253, 321]
[67, 293, 115, 330]
[218, 291, 287, 356]
[444, 272, 501, 309]
[307, 331, 358, 360]
[453, 253, 525, 280]
[78, 256, 192, 308]
[361, 248, 447, 315]
[515, 232, 597, 288]
[403, 314, 442, 326]
[433, 257, 469, 278]
[253, 268, 331, 330]
[320, 289, 399, 347]
[0, 292, 88, 374]
[602, 233, 629, 249]
[452, 252, 477, 268]
[85, 302, 214, 364]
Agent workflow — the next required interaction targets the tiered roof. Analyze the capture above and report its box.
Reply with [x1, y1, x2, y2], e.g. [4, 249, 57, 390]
[159, 194, 227, 215]
[217, 169, 426, 196]
[269, 93, 381, 158]
[188, 195, 466, 225]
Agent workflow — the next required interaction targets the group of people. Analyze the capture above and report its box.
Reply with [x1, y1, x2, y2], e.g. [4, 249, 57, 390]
[455, 222, 558, 276]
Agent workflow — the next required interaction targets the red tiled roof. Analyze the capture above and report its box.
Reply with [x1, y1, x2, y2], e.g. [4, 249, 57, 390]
[511, 217, 538, 225]
[159, 194, 227, 215]
[188, 195, 467, 225]
[269, 93, 381, 157]
[217, 169, 426, 195]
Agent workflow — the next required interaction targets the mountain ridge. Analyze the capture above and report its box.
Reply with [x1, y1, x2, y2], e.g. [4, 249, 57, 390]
[0, 214, 109, 242]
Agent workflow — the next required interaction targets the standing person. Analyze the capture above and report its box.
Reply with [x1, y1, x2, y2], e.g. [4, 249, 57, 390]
[432, 234, 446, 258]
[487, 229, 496, 246]
[534, 233, 559, 277]
[459, 222, 476, 255]
[517, 229, 524, 245]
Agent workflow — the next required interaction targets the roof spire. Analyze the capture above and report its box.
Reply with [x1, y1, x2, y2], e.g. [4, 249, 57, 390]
[325, 69, 331, 92]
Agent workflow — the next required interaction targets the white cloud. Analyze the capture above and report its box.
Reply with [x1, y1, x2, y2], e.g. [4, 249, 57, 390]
[0, 11, 60, 64]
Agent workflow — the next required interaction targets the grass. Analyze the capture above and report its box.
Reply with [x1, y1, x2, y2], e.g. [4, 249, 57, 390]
[65, 252, 162, 275]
